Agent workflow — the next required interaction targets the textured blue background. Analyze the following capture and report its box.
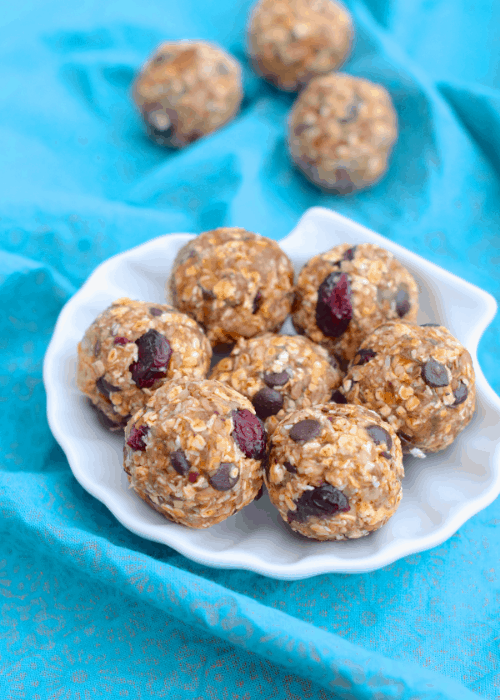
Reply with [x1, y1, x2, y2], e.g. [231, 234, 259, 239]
[1, 0, 499, 698]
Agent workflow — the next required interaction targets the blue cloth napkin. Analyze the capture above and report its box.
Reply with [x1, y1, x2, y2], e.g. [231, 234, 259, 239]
[1, 0, 499, 698]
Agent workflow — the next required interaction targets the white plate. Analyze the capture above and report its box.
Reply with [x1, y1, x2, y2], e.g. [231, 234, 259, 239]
[43, 207, 500, 579]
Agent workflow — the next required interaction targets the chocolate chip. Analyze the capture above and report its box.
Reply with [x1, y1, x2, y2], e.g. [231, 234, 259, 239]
[209, 462, 240, 491]
[170, 450, 190, 476]
[284, 461, 297, 474]
[395, 288, 411, 317]
[114, 336, 130, 345]
[129, 329, 172, 389]
[149, 307, 163, 316]
[422, 359, 449, 388]
[255, 485, 264, 501]
[96, 376, 120, 399]
[365, 424, 393, 451]
[451, 381, 468, 407]
[342, 245, 357, 261]
[263, 370, 290, 387]
[333, 168, 355, 195]
[252, 290, 263, 314]
[421, 323, 440, 327]
[380, 451, 391, 460]
[397, 431, 413, 447]
[252, 387, 284, 420]
[316, 272, 353, 338]
[199, 285, 215, 301]
[232, 409, 267, 459]
[331, 390, 348, 404]
[288, 483, 349, 523]
[289, 419, 321, 443]
[355, 348, 377, 366]
[126, 425, 149, 451]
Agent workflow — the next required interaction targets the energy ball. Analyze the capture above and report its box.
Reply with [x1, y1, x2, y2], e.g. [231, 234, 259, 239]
[211, 333, 343, 434]
[288, 73, 398, 192]
[247, 0, 353, 92]
[343, 321, 476, 454]
[76, 298, 212, 431]
[292, 243, 418, 369]
[168, 227, 295, 346]
[265, 404, 403, 540]
[132, 41, 242, 148]
[123, 379, 267, 528]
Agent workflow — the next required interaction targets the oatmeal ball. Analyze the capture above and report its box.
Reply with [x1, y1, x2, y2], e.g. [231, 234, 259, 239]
[343, 322, 476, 454]
[247, 0, 353, 92]
[265, 403, 403, 540]
[168, 227, 295, 346]
[211, 333, 343, 434]
[132, 41, 242, 148]
[76, 298, 212, 431]
[288, 73, 398, 192]
[124, 379, 267, 528]
[292, 243, 418, 369]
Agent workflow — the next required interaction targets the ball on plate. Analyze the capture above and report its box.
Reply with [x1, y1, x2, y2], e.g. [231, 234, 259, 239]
[265, 403, 403, 540]
[343, 321, 476, 454]
[132, 41, 242, 148]
[76, 298, 212, 431]
[210, 333, 343, 434]
[247, 0, 353, 91]
[168, 227, 295, 346]
[292, 242, 419, 368]
[288, 73, 398, 192]
[123, 379, 267, 528]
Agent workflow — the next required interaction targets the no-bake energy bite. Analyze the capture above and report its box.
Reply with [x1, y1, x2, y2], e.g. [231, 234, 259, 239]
[343, 321, 476, 454]
[210, 333, 343, 434]
[288, 73, 398, 192]
[123, 379, 267, 528]
[292, 242, 418, 368]
[168, 227, 295, 346]
[247, 0, 353, 92]
[265, 404, 403, 540]
[76, 298, 212, 431]
[132, 41, 242, 148]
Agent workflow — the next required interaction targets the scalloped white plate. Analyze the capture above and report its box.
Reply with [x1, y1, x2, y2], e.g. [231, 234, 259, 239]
[43, 207, 500, 579]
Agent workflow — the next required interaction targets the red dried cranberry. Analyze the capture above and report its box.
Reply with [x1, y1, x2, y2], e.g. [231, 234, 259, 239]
[342, 246, 357, 261]
[129, 329, 172, 389]
[188, 472, 199, 483]
[315, 272, 353, 338]
[232, 409, 266, 460]
[126, 425, 149, 451]
[288, 483, 349, 523]
[114, 337, 130, 346]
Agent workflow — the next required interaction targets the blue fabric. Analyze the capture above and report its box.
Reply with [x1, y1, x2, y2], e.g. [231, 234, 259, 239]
[1, 0, 499, 698]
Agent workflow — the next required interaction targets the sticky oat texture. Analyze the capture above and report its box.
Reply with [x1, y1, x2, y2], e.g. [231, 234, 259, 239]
[123, 379, 266, 528]
[265, 403, 403, 540]
[343, 321, 476, 453]
[76, 298, 212, 430]
[168, 227, 295, 346]
[292, 242, 418, 368]
[288, 73, 398, 192]
[132, 41, 242, 148]
[247, 0, 353, 92]
[210, 333, 342, 434]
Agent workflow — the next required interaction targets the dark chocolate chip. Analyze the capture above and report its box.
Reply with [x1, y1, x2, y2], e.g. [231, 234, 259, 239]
[380, 451, 391, 460]
[126, 425, 149, 451]
[284, 461, 297, 474]
[255, 485, 264, 501]
[288, 483, 349, 523]
[365, 424, 393, 451]
[421, 323, 440, 327]
[89, 400, 129, 432]
[252, 290, 263, 314]
[209, 462, 240, 491]
[170, 450, 190, 476]
[96, 376, 120, 399]
[289, 419, 321, 443]
[395, 288, 411, 318]
[355, 348, 377, 366]
[263, 370, 290, 387]
[422, 359, 449, 388]
[333, 168, 356, 195]
[451, 381, 468, 407]
[331, 390, 348, 404]
[316, 272, 353, 338]
[342, 245, 357, 261]
[252, 387, 284, 421]
[199, 285, 216, 301]
[397, 431, 413, 446]
[232, 409, 267, 459]
[129, 329, 172, 389]
[149, 307, 163, 316]
[114, 336, 130, 345]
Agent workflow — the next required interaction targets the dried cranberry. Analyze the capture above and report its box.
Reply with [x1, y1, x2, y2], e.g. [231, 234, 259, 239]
[188, 472, 199, 483]
[126, 425, 149, 451]
[315, 272, 353, 338]
[232, 409, 266, 460]
[114, 337, 130, 345]
[129, 329, 172, 389]
[355, 349, 377, 365]
[288, 483, 349, 523]
[331, 390, 347, 404]
[252, 387, 284, 420]
[422, 359, 449, 388]
[342, 246, 357, 261]
[96, 376, 120, 399]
